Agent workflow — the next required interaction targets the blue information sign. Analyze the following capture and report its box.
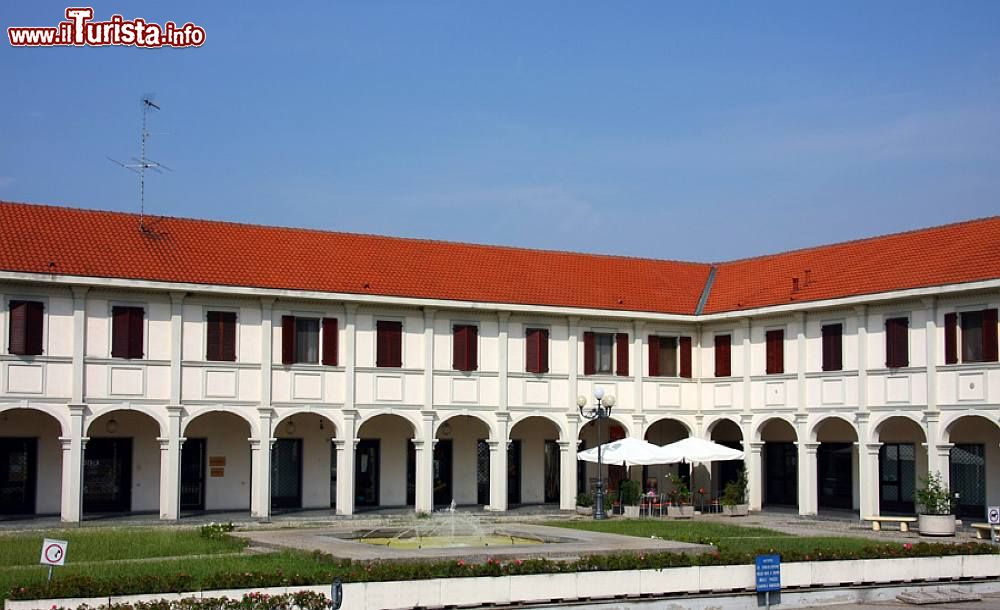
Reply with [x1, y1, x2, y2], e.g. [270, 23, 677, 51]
[755, 554, 781, 593]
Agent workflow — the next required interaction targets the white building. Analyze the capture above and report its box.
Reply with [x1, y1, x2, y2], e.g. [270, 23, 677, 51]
[0, 201, 998, 522]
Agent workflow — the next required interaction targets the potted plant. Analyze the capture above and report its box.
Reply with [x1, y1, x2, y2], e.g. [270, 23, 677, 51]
[575, 493, 593, 515]
[721, 465, 750, 516]
[915, 471, 956, 536]
[667, 474, 695, 517]
[619, 479, 642, 517]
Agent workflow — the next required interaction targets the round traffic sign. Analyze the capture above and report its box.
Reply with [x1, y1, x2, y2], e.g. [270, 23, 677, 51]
[988, 506, 1000, 525]
[40, 539, 68, 566]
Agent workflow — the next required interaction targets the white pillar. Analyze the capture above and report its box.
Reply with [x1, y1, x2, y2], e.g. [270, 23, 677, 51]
[158, 406, 184, 520]
[169, 292, 184, 404]
[799, 441, 819, 515]
[70, 287, 88, 404]
[498, 312, 509, 411]
[749, 441, 764, 511]
[414, 440, 433, 513]
[489, 414, 510, 511]
[568, 316, 580, 410]
[251, 410, 274, 519]
[558, 440, 576, 510]
[260, 298, 274, 407]
[932, 443, 953, 489]
[860, 442, 882, 517]
[423, 307, 435, 410]
[633, 320, 644, 414]
[59, 405, 87, 522]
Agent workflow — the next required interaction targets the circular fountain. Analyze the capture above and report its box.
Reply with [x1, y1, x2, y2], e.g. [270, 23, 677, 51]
[358, 500, 542, 549]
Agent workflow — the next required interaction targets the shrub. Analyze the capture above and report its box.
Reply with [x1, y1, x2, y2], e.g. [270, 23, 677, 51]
[915, 471, 955, 515]
[667, 474, 691, 504]
[45, 591, 333, 610]
[721, 465, 748, 507]
[576, 493, 594, 507]
[618, 480, 642, 506]
[199, 522, 236, 540]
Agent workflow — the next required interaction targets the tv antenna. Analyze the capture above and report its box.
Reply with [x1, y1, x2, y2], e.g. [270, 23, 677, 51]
[108, 96, 171, 231]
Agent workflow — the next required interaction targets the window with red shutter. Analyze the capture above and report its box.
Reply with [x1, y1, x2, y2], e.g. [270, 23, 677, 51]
[944, 312, 958, 364]
[111, 305, 144, 359]
[765, 329, 784, 374]
[714, 334, 731, 377]
[281, 315, 296, 365]
[984, 308, 998, 363]
[960, 311, 985, 363]
[648, 335, 660, 377]
[376, 320, 403, 367]
[525, 327, 549, 374]
[885, 317, 909, 368]
[206, 311, 237, 362]
[453, 324, 478, 371]
[583, 331, 595, 375]
[322, 318, 338, 366]
[679, 336, 692, 378]
[615, 333, 629, 376]
[8, 300, 44, 356]
[821, 323, 843, 372]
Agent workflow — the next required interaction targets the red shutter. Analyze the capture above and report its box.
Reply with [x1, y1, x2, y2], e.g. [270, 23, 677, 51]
[282, 315, 296, 365]
[127, 307, 144, 358]
[8, 301, 27, 355]
[453, 325, 477, 371]
[221, 312, 237, 362]
[467, 325, 478, 371]
[648, 335, 660, 377]
[322, 318, 338, 366]
[679, 336, 692, 378]
[206, 311, 222, 361]
[766, 329, 784, 374]
[377, 320, 403, 367]
[583, 331, 595, 375]
[526, 328, 539, 373]
[715, 334, 731, 377]
[984, 308, 999, 363]
[23, 301, 44, 356]
[111, 307, 128, 358]
[538, 328, 549, 373]
[886, 317, 909, 368]
[615, 332, 629, 376]
[822, 324, 842, 371]
[944, 312, 958, 364]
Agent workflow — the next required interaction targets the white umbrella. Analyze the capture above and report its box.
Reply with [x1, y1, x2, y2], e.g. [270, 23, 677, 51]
[577, 437, 676, 467]
[656, 437, 745, 463]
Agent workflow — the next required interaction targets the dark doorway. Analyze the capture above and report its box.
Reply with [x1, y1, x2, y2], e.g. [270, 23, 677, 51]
[356, 439, 380, 507]
[818, 443, 853, 509]
[577, 440, 588, 495]
[0, 438, 37, 515]
[180, 438, 206, 511]
[544, 440, 560, 503]
[329, 442, 337, 508]
[879, 443, 916, 514]
[764, 442, 797, 506]
[271, 438, 303, 510]
[476, 439, 490, 505]
[716, 440, 742, 496]
[507, 439, 521, 505]
[951, 444, 986, 519]
[406, 442, 415, 506]
[83, 438, 132, 513]
[433, 439, 453, 506]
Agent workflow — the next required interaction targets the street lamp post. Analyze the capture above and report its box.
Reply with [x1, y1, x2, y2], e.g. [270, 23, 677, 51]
[577, 388, 616, 520]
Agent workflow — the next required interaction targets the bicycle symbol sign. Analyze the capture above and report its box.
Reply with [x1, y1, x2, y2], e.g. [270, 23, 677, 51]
[40, 539, 68, 566]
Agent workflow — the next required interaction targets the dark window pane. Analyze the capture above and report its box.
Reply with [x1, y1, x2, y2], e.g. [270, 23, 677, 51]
[660, 336, 678, 377]
[962, 311, 983, 362]
[595, 333, 613, 374]
[295, 318, 319, 364]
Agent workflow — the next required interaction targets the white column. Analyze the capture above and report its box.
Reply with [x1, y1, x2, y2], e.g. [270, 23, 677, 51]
[860, 442, 882, 517]
[158, 406, 184, 520]
[250, 410, 274, 519]
[169, 292, 184, 404]
[498, 312, 509, 411]
[633, 320, 644, 414]
[933, 442, 953, 489]
[335, 410, 358, 515]
[558, 440, 576, 510]
[799, 441, 819, 515]
[749, 441, 764, 511]
[423, 307, 435, 409]
[70, 286, 88, 404]
[260, 298, 274, 407]
[59, 405, 87, 522]
[855, 305, 868, 411]
[568, 316, 580, 410]
[924, 297, 938, 412]
[489, 413, 510, 511]
[415, 413, 435, 513]
[742, 318, 752, 412]
[796, 311, 807, 409]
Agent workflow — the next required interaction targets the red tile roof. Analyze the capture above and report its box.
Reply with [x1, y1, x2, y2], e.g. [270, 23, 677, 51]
[0, 201, 711, 314]
[0, 201, 997, 315]
[705, 216, 1000, 313]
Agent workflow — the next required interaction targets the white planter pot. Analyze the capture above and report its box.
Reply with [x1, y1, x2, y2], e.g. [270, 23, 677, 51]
[918, 514, 956, 537]
[623, 505, 641, 517]
[668, 505, 694, 517]
[723, 504, 749, 516]
[576, 506, 592, 515]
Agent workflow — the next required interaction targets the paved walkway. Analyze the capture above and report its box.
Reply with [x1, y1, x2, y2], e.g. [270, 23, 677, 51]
[822, 592, 1000, 609]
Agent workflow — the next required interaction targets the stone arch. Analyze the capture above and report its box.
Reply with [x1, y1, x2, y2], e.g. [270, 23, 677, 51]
[705, 416, 743, 440]
[357, 410, 421, 440]
[753, 416, 797, 443]
[809, 415, 859, 443]
[85, 408, 164, 514]
[870, 413, 926, 445]
[508, 413, 568, 441]
[181, 406, 258, 438]
[272, 410, 339, 438]
[434, 412, 496, 441]
[644, 415, 694, 438]
[941, 413, 1000, 445]
[0, 407, 65, 515]
[0, 404, 69, 437]
[87, 405, 167, 438]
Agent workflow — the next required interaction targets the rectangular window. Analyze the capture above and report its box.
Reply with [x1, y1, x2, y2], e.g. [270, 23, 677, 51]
[765, 329, 784, 375]
[8, 300, 43, 356]
[111, 306, 144, 359]
[885, 317, 909, 368]
[525, 327, 549, 374]
[658, 336, 678, 377]
[281, 315, 337, 365]
[594, 333, 614, 374]
[376, 320, 403, 368]
[205, 311, 237, 362]
[714, 334, 732, 377]
[960, 309, 999, 363]
[295, 318, 320, 364]
[821, 323, 843, 372]
[453, 324, 478, 371]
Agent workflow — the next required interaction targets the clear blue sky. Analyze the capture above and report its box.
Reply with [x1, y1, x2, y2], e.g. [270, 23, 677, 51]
[2, 2, 998, 261]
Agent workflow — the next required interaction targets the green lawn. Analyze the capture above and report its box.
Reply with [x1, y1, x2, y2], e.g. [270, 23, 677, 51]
[551, 519, 877, 555]
[0, 528, 246, 567]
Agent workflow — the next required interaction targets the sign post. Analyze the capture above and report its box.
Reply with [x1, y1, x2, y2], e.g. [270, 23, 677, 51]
[755, 554, 781, 609]
[39, 538, 68, 583]
[988, 506, 1000, 544]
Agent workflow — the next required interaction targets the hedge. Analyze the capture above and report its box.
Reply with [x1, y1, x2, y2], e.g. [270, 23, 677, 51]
[9, 542, 996, 601]
[49, 591, 332, 610]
